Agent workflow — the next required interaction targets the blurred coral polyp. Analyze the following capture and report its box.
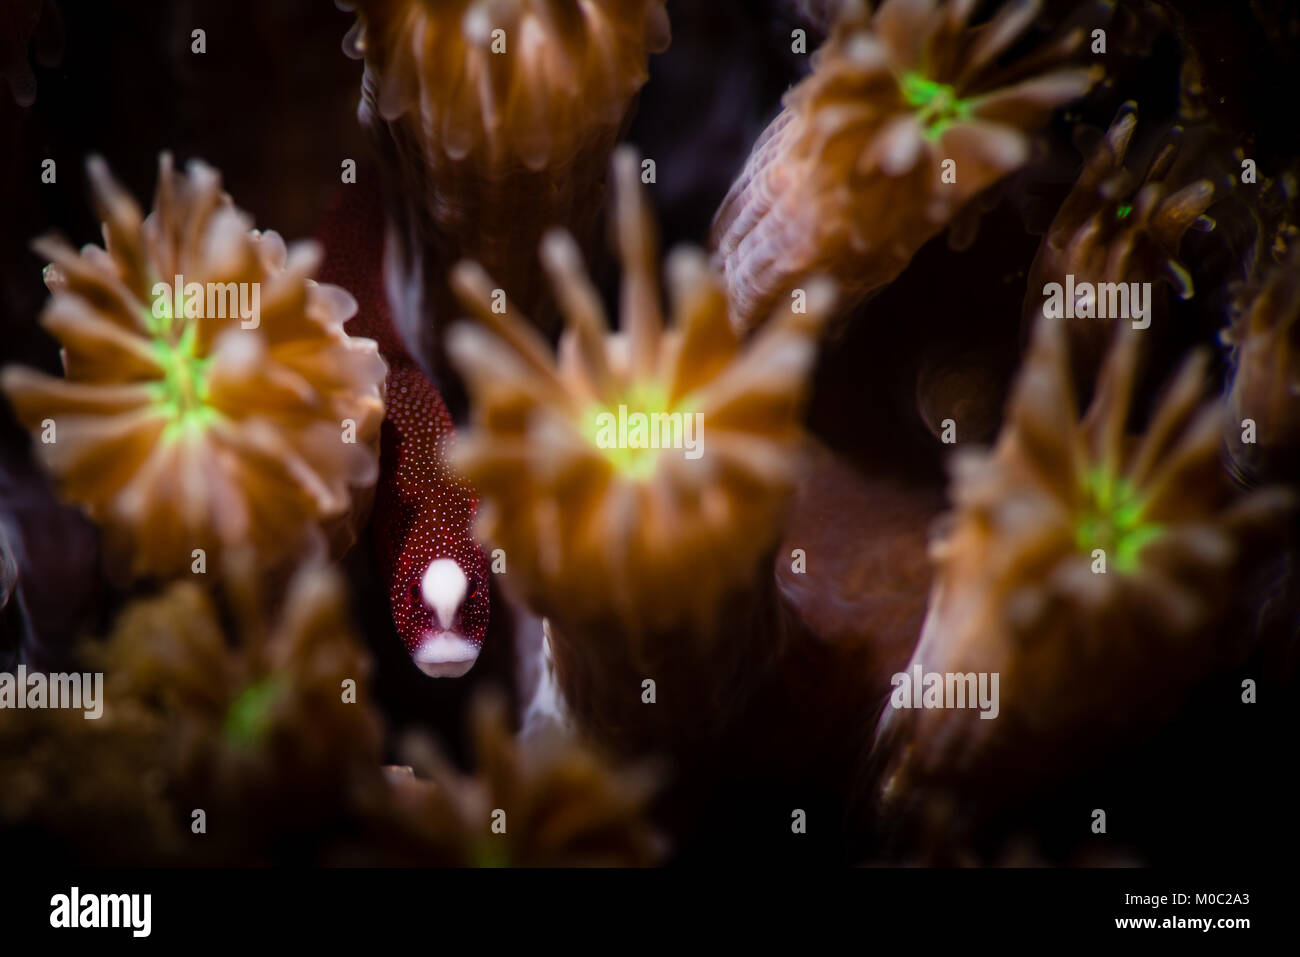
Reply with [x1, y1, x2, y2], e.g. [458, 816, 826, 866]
[345, 0, 671, 367]
[448, 150, 833, 636]
[874, 314, 1292, 822]
[1, 155, 387, 582]
[713, 0, 1100, 328]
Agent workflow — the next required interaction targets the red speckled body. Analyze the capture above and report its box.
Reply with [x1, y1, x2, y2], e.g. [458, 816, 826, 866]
[318, 183, 488, 674]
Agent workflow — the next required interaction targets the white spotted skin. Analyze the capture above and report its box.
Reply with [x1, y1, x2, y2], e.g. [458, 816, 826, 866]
[372, 364, 489, 677]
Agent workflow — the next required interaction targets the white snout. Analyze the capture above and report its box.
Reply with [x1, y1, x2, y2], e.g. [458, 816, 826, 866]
[413, 632, 481, 678]
[422, 558, 467, 630]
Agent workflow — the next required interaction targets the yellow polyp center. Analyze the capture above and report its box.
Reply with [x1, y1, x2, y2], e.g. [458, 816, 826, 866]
[1074, 467, 1164, 574]
[899, 71, 973, 141]
[583, 382, 701, 481]
[146, 292, 219, 440]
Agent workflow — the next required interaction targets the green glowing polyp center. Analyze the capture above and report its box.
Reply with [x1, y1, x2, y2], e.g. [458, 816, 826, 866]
[899, 71, 972, 141]
[584, 382, 698, 482]
[223, 676, 285, 748]
[146, 298, 217, 441]
[1074, 467, 1163, 573]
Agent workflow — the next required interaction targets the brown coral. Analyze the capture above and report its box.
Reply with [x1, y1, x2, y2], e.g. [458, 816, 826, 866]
[1222, 242, 1300, 483]
[1, 155, 387, 582]
[712, 0, 1100, 330]
[377, 691, 662, 866]
[446, 148, 835, 749]
[345, 0, 670, 373]
[0, 690, 185, 865]
[0, 557, 663, 866]
[871, 314, 1292, 831]
[1, 559, 388, 864]
[95, 558, 387, 864]
[1023, 102, 1216, 381]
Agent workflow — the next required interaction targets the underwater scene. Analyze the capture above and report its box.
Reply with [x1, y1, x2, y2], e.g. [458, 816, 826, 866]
[0, 1, 1297, 916]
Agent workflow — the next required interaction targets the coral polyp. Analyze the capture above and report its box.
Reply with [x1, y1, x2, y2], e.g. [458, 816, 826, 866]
[1023, 103, 1216, 379]
[712, 0, 1100, 329]
[378, 691, 662, 866]
[872, 314, 1292, 832]
[344, 0, 670, 374]
[899, 72, 974, 142]
[98, 559, 387, 862]
[0, 558, 386, 864]
[447, 148, 835, 746]
[1072, 466, 1164, 574]
[1222, 242, 1300, 483]
[449, 149, 833, 630]
[346, 0, 669, 170]
[0, 155, 387, 582]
